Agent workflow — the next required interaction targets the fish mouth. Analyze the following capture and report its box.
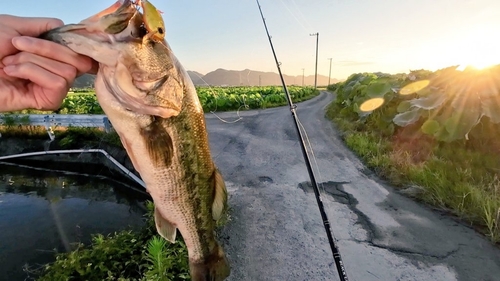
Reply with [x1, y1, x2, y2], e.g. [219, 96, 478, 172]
[42, 0, 184, 119]
[48, 0, 145, 44]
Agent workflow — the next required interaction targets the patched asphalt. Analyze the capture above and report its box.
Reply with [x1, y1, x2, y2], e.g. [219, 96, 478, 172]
[206, 91, 500, 281]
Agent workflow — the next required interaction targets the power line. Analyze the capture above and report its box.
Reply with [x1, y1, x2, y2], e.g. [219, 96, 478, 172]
[278, 0, 311, 33]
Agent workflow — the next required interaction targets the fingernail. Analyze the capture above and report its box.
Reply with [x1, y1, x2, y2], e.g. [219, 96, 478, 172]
[3, 65, 15, 74]
[12, 36, 33, 49]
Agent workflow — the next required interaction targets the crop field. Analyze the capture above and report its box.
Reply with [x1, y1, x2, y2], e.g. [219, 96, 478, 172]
[4, 86, 318, 116]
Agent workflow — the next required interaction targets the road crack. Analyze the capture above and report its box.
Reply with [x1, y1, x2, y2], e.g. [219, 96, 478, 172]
[299, 181, 462, 260]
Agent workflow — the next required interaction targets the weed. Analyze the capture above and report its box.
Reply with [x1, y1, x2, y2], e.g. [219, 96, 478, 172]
[484, 201, 500, 243]
[326, 70, 500, 243]
[35, 202, 190, 280]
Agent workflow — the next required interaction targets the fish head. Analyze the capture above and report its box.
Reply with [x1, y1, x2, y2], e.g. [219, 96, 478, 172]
[42, 0, 184, 119]
[45, 0, 142, 45]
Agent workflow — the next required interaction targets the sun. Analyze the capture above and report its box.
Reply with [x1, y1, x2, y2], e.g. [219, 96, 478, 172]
[424, 24, 500, 71]
[456, 46, 498, 70]
[453, 24, 500, 70]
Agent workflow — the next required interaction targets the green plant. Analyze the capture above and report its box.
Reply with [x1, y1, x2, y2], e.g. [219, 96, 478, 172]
[3, 87, 319, 116]
[484, 201, 500, 243]
[1, 114, 18, 126]
[36, 202, 190, 280]
[142, 236, 190, 281]
[327, 65, 500, 244]
[393, 65, 500, 142]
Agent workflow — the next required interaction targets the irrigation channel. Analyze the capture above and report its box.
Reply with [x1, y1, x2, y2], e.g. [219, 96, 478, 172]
[0, 162, 149, 281]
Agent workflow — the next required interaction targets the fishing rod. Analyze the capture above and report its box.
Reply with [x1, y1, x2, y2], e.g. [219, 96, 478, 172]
[255, 1, 349, 280]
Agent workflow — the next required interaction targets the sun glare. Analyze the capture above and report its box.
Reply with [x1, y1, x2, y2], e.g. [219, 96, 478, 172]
[422, 24, 500, 71]
[452, 25, 500, 70]
[457, 54, 494, 70]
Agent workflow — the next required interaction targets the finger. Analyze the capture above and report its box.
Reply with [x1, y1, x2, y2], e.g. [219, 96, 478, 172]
[0, 15, 63, 36]
[10, 36, 95, 75]
[0, 28, 20, 59]
[3, 52, 77, 86]
[4, 63, 70, 95]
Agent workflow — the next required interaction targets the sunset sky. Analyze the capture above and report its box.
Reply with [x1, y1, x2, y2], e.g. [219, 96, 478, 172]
[4, 0, 500, 80]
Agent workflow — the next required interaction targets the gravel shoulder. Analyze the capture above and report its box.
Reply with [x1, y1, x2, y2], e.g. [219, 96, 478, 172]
[206, 92, 500, 281]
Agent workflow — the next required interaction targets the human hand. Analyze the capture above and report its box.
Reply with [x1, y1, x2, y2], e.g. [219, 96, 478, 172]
[0, 15, 97, 112]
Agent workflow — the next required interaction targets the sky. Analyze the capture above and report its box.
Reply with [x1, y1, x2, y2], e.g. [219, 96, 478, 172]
[4, 0, 500, 80]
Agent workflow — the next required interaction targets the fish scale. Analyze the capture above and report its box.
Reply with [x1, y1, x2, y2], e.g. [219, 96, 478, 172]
[41, 1, 230, 280]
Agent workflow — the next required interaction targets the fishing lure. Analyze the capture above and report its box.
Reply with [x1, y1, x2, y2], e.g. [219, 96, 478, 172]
[134, 0, 165, 42]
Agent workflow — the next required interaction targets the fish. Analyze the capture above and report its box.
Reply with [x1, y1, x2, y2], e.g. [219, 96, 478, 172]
[41, 1, 230, 280]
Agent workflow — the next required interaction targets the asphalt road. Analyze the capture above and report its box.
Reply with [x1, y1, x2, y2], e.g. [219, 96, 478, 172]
[205, 91, 500, 281]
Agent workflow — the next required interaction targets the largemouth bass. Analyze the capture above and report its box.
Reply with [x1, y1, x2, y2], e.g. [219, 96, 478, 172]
[42, 1, 230, 280]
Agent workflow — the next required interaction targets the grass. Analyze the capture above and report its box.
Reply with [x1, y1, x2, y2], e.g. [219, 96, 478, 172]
[0, 125, 122, 148]
[33, 202, 191, 281]
[327, 102, 500, 243]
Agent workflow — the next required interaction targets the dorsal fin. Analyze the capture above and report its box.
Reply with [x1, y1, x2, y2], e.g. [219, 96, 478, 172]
[211, 168, 228, 221]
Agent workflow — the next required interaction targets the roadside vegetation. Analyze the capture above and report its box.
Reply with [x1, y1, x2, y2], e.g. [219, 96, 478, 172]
[326, 65, 500, 243]
[3, 86, 318, 116]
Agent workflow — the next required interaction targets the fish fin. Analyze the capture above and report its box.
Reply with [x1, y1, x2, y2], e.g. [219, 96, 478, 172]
[154, 207, 177, 243]
[117, 132, 142, 174]
[189, 244, 230, 281]
[211, 168, 228, 221]
[140, 117, 174, 167]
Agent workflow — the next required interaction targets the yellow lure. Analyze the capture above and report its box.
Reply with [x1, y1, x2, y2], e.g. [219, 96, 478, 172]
[138, 0, 165, 42]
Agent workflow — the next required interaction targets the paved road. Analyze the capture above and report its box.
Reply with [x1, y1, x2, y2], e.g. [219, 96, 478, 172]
[205, 91, 500, 281]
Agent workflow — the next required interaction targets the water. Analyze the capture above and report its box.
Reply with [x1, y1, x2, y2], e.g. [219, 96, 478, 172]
[0, 162, 149, 281]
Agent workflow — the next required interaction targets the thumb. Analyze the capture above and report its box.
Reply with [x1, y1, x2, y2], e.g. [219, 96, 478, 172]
[0, 15, 63, 36]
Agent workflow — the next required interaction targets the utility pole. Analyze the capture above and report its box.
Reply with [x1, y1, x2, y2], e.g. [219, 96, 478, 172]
[328, 58, 333, 86]
[310, 32, 319, 89]
[302, 68, 305, 86]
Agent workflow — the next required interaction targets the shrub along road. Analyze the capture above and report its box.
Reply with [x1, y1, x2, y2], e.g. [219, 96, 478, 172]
[206, 91, 500, 281]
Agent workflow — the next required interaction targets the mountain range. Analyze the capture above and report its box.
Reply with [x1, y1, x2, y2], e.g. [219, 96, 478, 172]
[72, 69, 338, 88]
[187, 69, 337, 86]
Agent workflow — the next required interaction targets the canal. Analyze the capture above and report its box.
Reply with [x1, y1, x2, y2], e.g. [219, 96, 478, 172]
[0, 162, 149, 281]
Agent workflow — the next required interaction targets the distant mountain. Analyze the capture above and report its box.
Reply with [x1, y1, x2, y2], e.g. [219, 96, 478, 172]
[71, 68, 338, 89]
[191, 68, 337, 87]
[187, 71, 205, 85]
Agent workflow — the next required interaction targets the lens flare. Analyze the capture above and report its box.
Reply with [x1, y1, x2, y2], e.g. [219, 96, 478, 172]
[400, 80, 430, 95]
[360, 98, 385, 112]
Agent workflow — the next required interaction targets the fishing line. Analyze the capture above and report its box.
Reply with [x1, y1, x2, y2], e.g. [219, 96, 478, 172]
[278, 0, 311, 33]
[290, 0, 315, 31]
[255, 1, 349, 280]
[188, 71, 246, 124]
[296, 117, 330, 197]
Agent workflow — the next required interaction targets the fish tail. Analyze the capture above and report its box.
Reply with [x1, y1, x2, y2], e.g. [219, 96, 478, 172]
[189, 244, 230, 281]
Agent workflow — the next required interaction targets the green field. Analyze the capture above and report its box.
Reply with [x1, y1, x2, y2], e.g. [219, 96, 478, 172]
[5, 86, 318, 116]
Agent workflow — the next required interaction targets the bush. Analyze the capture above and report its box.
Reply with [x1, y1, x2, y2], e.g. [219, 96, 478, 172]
[328, 65, 500, 243]
[36, 202, 190, 281]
